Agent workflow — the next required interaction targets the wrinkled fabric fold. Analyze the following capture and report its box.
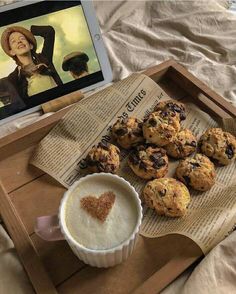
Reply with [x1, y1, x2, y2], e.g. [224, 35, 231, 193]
[0, 1, 235, 293]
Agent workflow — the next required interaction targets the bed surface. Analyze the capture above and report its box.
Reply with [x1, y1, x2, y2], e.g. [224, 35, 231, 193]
[0, 1, 235, 293]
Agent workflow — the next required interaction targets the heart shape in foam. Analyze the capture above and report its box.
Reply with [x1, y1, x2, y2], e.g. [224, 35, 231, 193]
[80, 191, 116, 222]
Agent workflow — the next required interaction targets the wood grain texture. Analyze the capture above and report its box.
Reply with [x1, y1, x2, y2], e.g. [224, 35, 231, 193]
[0, 182, 57, 294]
[42, 91, 84, 113]
[57, 235, 201, 294]
[0, 146, 43, 193]
[132, 257, 200, 294]
[143, 59, 176, 82]
[157, 76, 188, 101]
[31, 234, 85, 286]
[0, 60, 233, 294]
[9, 174, 66, 235]
[0, 106, 72, 160]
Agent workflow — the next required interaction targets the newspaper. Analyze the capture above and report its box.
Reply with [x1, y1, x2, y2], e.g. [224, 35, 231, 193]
[31, 73, 236, 254]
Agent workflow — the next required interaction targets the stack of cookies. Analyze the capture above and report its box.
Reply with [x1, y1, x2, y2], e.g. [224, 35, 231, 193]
[84, 99, 236, 218]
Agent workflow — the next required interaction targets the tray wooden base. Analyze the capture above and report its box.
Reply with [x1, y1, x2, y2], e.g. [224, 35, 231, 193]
[0, 59, 235, 294]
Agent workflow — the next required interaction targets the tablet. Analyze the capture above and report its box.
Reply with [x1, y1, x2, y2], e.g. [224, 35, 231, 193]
[0, 0, 113, 124]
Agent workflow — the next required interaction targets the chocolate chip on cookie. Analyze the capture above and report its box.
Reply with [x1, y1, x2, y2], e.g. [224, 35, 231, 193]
[154, 99, 186, 121]
[143, 111, 180, 147]
[149, 118, 157, 127]
[85, 143, 120, 173]
[199, 128, 236, 165]
[112, 117, 145, 149]
[143, 178, 190, 217]
[175, 153, 216, 191]
[114, 128, 128, 136]
[128, 144, 168, 180]
[165, 129, 197, 159]
[225, 144, 234, 159]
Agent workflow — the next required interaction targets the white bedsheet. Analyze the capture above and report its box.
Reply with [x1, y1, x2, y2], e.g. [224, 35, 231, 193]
[95, 0, 236, 103]
[0, 1, 236, 293]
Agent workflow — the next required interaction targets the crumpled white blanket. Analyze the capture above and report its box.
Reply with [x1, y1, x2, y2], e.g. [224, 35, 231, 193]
[96, 0, 236, 104]
[0, 1, 236, 293]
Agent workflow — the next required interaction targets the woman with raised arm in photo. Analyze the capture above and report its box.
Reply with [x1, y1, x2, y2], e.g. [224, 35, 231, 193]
[0, 25, 63, 103]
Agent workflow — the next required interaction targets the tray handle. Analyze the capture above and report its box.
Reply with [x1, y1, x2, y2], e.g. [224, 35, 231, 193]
[170, 63, 236, 118]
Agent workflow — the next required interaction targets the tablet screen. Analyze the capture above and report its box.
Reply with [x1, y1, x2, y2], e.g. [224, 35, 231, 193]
[0, 1, 104, 120]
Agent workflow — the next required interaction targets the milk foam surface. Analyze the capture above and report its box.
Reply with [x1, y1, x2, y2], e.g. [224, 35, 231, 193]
[64, 176, 138, 250]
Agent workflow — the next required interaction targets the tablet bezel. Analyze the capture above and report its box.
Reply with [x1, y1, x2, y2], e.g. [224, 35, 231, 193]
[0, 0, 113, 125]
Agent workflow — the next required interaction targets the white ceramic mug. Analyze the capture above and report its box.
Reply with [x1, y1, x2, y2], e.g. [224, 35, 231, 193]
[35, 173, 143, 268]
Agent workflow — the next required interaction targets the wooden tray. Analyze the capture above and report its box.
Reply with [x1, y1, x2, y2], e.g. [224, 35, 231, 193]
[0, 59, 235, 294]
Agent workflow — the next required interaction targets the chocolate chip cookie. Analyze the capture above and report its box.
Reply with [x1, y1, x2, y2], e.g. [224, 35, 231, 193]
[128, 144, 168, 180]
[165, 129, 197, 159]
[143, 177, 190, 217]
[143, 111, 180, 146]
[199, 128, 236, 165]
[175, 153, 216, 191]
[154, 99, 186, 121]
[85, 142, 120, 173]
[112, 117, 144, 149]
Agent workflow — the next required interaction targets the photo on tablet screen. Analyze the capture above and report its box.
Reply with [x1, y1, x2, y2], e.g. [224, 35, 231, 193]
[0, 1, 104, 121]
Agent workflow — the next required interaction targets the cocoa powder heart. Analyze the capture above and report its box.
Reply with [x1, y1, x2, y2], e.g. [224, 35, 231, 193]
[80, 191, 116, 222]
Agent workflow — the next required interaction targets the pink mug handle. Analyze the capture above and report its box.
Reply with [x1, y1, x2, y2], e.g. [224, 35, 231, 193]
[35, 215, 65, 241]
